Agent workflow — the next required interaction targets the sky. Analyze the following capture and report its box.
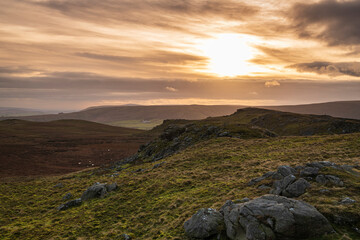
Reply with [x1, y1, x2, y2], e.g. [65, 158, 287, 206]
[1, 0, 360, 110]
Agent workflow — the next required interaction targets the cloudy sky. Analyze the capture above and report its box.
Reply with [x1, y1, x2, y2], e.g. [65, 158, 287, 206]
[1, 0, 360, 110]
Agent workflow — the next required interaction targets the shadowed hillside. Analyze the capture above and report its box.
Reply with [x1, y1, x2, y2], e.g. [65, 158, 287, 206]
[0, 119, 149, 178]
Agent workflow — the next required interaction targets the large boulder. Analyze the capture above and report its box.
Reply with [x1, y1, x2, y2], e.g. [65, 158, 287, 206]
[184, 208, 224, 239]
[221, 195, 334, 240]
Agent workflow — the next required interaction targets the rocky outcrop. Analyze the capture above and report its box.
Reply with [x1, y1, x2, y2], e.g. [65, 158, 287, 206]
[62, 193, 72, 200]
[57, 182, 118, 211]
[185, 195, 334, 240]
[184, 208, 225, 239]
[248, 161, 355, 198]
[271, 175, 311, 197]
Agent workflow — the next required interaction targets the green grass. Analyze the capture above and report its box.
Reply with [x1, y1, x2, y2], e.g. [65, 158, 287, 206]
[108, 119, 164, 130]
[1, 133, 359, 239]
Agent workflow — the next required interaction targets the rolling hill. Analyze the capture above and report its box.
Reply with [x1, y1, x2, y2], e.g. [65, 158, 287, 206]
[0, 105, 243, 122]
[1, 101, 359, 130]
[262, 101, 360, 120]
[0, 107, 46, 117]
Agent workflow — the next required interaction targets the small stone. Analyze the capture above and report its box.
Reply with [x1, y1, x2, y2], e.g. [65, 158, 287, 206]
[339, 197, 356, 204]
[57, 198, 82, 211]
[54, 183, 64, 188]
[319, 189, 330, 194]
[120, 234, 132, 240]
[258, 185, 271, 190]
[300, 167, 319, 177]
[62, 193, 72, 200]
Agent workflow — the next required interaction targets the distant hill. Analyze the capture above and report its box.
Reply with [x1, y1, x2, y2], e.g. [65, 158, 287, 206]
[1, 101, 359, 130]
[264, 101, 360, 120]
[0, 107, 46, 117]
[0, 105, 244, 126]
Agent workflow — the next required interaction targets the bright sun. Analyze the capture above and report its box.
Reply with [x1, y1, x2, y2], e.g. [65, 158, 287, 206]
[197, 34, 260, 77]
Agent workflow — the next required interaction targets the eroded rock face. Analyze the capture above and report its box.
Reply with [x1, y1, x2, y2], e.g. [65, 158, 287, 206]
[184, 208, 224, 239]
[221, 195, 334, 240]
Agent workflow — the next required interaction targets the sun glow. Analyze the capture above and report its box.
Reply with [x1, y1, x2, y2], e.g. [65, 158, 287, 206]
[197, 34, 262, 77]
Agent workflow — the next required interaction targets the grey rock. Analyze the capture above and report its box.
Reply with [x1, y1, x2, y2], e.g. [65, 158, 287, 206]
[81, 183, 108, 201]
[120, 234, 132, 240]
[152, 161, 166, 169]
[306, 161, 335, 169]
[222, 195, 333, 240]
[248, 176, 266, 186]
[106, 183, 118, 192]
[294, 166, 304, 172]
[184, 208, 224, 239]
[284, 178, 311, 197]
[339, 197, 356, 204]
[57, 198, 82, 211]
[316, 175, 328, 185]
[319, 189, 330, 194]
[271, 172, 283, 180]
[325, 175, 344, 187]
[54, 183, 64, 188]
[248, 171, 275, 186]
[277, 165, 296, 177]
[62, 193, 72, 200]
[218, 132, 230, 137]
[258, 185, 271, 190]
[316, 175, 344, 186]
[271, 174, 296, 196]
[300, 167, 319, 177]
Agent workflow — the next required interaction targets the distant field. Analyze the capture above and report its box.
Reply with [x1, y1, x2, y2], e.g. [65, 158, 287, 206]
[0, 119, 151, 178]
[109, 119, 163, 130]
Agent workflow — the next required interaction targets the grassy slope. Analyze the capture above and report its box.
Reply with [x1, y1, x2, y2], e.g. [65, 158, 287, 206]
[1, 133, 359, 239]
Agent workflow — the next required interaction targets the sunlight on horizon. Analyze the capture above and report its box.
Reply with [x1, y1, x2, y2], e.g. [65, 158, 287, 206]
[196, 34, 266, 77]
